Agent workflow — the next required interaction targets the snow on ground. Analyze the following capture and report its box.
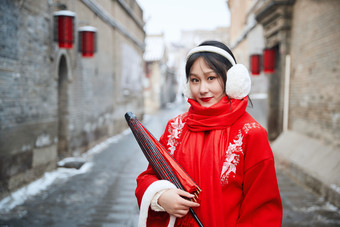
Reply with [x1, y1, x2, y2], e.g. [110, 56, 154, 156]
[249, 93, 268, 99]
[0, 129, 131, 214]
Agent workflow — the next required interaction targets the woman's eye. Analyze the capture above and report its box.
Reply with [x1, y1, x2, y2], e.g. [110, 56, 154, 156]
[191, 78, 199, 83]
[208, 76, 216, 80]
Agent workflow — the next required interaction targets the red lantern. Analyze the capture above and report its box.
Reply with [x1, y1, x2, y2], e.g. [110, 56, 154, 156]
[250, 54, 261, 76]
[263, 48, 276, 74]
[53, 10, 76, 49]
[78, 26, 97, 58]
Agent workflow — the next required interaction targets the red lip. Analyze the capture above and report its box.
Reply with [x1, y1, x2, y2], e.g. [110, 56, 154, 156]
[200, 97, 212, 102]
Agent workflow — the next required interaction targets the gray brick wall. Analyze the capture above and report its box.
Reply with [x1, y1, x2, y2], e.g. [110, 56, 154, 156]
[0, 0, 145, 198]
[289, 0, 340, 147]
[0, 0, 56, 153]
[0, 0, 19, 60]
[0, 0, 57, 196]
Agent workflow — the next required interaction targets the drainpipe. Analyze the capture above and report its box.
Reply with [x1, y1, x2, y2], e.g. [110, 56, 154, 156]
[283, 55, 291, 131]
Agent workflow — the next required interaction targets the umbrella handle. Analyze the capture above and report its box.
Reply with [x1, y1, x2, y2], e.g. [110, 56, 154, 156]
[189, 208, 204, 227]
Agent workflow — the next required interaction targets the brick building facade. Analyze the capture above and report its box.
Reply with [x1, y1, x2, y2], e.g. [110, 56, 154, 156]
[228, 0, 340, 207]
[0, 0, 145, 199]
[228, 0, 269, 112]
[288, 0, 340, 147]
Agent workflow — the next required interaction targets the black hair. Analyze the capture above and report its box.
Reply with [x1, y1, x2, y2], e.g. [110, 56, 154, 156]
[185, 40, 236, 90]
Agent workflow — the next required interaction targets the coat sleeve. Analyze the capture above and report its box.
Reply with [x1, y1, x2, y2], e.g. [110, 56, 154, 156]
[134, 120, 177, 227]
[237, 127, 283, 226]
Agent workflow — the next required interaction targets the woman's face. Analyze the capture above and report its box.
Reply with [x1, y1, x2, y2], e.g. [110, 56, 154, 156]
[189, 57, 226, 107]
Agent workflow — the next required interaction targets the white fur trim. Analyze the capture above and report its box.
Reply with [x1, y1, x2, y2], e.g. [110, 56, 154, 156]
[226, 64, 251, 99]
[138, 180, 177, 227]
[151, 189, 167, 211]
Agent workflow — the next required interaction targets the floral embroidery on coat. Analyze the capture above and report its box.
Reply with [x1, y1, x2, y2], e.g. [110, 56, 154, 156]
[221, 131, 243, 186]
[220, 122, 261, 185]
[167, 113, 186, 155]
[243, 122, 261, 134]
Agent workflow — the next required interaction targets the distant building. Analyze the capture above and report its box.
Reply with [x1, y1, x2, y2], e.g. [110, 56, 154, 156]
[143, 34, 177, 113]
[0, 0, 145, 199]
[228, 0, 268, 97]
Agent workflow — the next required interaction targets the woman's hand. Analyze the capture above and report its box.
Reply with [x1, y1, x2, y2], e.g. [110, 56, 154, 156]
[158, 188, 200, 218]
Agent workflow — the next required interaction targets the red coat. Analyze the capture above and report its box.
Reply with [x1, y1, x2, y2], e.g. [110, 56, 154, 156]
[135, 97, 282, 226]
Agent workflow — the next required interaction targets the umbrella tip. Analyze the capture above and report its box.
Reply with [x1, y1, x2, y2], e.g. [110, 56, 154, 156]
[125, 112, 136, 122]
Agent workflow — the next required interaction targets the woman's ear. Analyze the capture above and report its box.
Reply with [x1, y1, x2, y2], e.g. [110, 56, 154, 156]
[183, 81, 193, 99]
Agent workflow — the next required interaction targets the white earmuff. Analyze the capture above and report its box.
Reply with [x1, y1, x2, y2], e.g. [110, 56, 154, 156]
[185, 46, 251, 100]
[226, 64, 251, 99]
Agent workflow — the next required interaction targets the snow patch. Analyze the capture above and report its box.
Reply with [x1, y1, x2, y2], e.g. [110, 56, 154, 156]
[35, 133, 51, 147]
[331, 184, 340, 194]
[21, 145, 31, 152]
[0, 129, 131, 214]
[250, 93, 268, 99]
[0, 162, 92, 214]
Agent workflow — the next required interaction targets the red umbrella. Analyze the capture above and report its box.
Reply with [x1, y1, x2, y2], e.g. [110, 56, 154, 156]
[125, 112, 203, 227]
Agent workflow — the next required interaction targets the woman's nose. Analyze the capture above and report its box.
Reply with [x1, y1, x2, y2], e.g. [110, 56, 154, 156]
[199, 81, 209, 93]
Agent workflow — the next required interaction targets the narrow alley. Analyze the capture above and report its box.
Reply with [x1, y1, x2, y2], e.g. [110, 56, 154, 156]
[0, 98, 339, 227]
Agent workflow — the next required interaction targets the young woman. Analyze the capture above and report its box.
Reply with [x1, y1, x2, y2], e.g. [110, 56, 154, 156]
[135, 40, 282, 226]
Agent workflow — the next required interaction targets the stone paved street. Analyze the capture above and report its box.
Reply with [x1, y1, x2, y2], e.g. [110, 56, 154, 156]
[0, 99, 340, 226]
[278, 167, 340, 226]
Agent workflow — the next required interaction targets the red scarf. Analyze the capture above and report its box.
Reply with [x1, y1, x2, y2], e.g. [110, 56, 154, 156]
[187, 96, 248, 131]
[173, 96, 248, 226]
